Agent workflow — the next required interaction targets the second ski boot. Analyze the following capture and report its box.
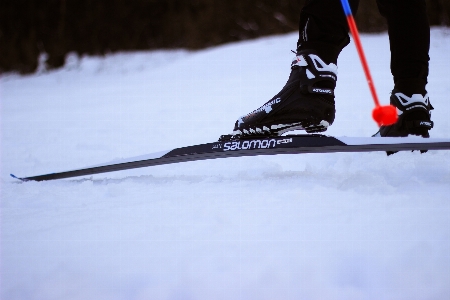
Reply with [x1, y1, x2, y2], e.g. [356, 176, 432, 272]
[232, 50, 337, 137]
[373, 89, 434, 155]
[373, 90, 434, 138]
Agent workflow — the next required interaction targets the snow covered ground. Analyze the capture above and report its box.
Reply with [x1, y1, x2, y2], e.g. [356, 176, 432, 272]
[1, 28, 450, 300]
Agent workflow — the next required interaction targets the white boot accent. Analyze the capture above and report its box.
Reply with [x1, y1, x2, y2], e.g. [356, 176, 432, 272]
[394, 92, 430, 116]
[308, 54, 338, 76]
[395, 92, 429, 106]
[291, 54, 338, 78]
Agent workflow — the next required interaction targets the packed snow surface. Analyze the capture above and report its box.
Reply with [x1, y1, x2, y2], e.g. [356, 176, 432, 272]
[2, 29, 450, 300]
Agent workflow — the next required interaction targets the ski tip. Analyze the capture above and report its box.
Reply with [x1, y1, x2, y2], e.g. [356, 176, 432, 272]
[10, 174, 26, 181]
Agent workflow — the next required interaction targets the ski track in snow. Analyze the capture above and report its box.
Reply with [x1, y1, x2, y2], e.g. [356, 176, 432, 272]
[1, 28, 450, 300]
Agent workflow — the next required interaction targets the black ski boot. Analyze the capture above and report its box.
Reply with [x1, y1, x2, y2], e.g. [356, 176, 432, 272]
[232, 50, 337, 137]
[373, 89, 434, 138]
[373, 89, 434, 155]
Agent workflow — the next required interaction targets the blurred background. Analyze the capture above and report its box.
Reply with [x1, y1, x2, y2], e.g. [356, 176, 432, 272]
[1, 0, 449, 74]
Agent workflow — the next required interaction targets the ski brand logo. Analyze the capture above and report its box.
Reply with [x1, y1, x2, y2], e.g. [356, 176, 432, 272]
[222, 138, 292, 151]
[312, 88, 332, 94]
[420, 121, 432, 127]
[253, 98, 281, 114]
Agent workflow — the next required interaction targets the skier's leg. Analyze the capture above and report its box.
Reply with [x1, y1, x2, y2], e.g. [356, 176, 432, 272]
[231, 0, 359, 137]
[374, 0, 433, 138]
[297, 0, 360, 63]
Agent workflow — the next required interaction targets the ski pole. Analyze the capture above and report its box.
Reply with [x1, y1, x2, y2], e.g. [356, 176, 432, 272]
[340, 0, 397, 127]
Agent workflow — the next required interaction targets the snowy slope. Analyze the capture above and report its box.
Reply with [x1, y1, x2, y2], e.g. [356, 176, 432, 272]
[1, 29, 450, 300]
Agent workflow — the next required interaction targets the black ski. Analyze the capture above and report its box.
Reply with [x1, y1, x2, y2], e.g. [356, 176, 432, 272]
[11, 134, 450, 181]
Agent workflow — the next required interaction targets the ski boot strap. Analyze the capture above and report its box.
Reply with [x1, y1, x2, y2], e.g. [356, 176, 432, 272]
[292, 53, 338, 96]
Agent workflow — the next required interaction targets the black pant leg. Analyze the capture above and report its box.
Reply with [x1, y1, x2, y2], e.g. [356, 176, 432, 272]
[297, 0, 360, 63]
[376, 0, 430, 94]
